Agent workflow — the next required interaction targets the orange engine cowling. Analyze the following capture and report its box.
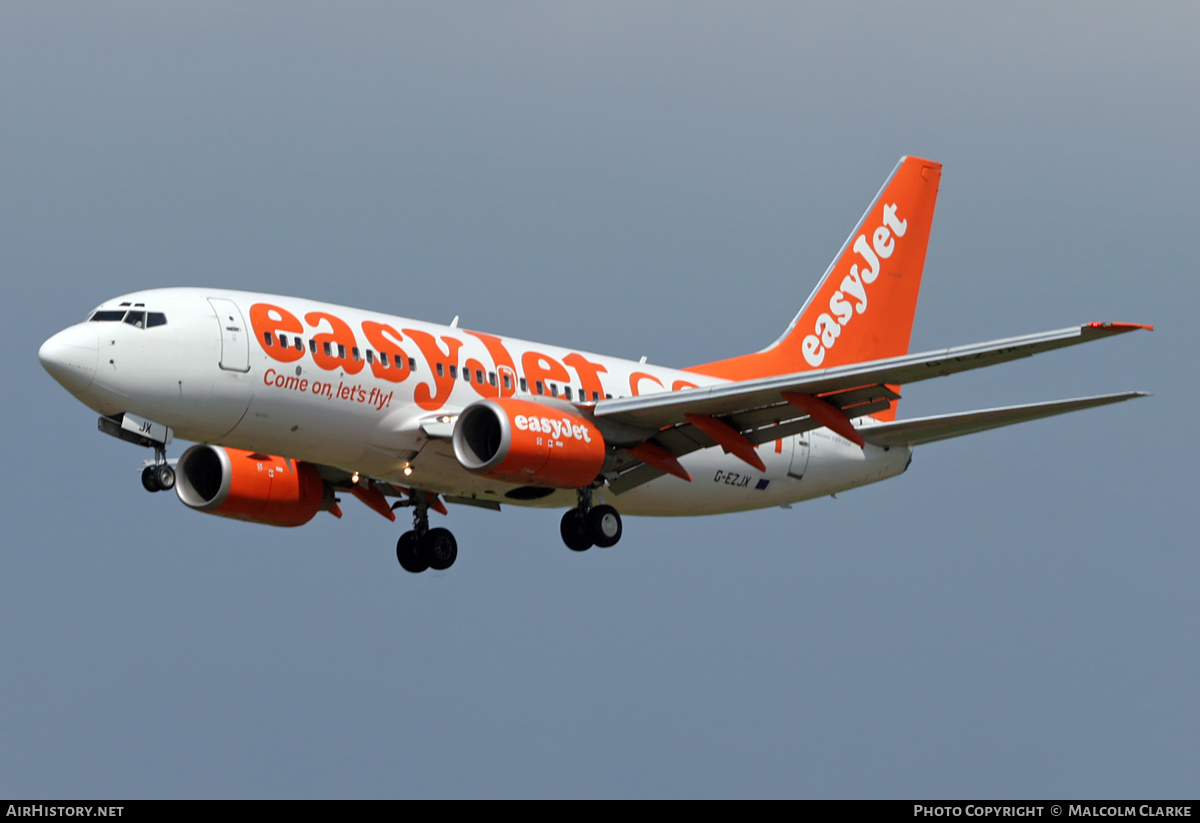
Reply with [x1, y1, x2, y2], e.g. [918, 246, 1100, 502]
[175, 445, 330, 527]
[452, 398, 606, 488]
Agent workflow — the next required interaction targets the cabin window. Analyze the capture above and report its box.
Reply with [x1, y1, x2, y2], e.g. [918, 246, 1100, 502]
[147, 313, 168, 328]
[337, 344, 346, 359]
[488, 372, 497, 387]
[463, 369, 471, 383]
[449, 365, 458, 379]
[122, 311, 145, 329]
[605, 394, 612, 399]
[502, 374, 511, 390]
[294, 337, 303, 351]
[409, 357, 417, 372]
[519, 377, 527, 393]
[535, 380, 544, 395]
[118, 302, 131, 307]
[263, 331, 274, 346]
[323, 341, 332, 357]
[352, 347, 360, 362]
[592, 391, 600, 401]
[366, 350, 374, 364]
[309, 339, 317, 354]
[475, 369, 484, 384]
[436, 363, 445, 377]
[564, 386, 573, 401]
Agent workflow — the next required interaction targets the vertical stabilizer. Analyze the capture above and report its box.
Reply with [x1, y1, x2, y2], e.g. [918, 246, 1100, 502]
[687, 157, 942, 412]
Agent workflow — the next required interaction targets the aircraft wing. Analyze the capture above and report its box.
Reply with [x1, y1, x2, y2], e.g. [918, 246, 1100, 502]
[858, 392, 1148, 448]
[596, 322, 1150, 494]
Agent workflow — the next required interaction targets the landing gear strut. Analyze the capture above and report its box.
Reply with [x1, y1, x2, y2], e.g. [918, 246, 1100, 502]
[141, 445, 175, 492]
[560, 487, 622, 552]
[394, 491, 457, 573]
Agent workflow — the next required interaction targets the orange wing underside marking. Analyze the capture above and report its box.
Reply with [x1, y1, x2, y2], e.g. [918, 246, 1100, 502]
[350, 481, 397, 522]
[781, 392, 865, 448]
[628, 442, 692, 482]
[684, 413, 767, 471]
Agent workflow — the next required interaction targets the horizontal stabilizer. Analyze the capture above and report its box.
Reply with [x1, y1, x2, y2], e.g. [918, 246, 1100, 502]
[859, 392, 1149, 448]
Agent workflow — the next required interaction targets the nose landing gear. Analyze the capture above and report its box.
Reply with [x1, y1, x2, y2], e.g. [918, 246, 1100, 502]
[393, 491, 458, 573]
[140, 446, 175, 492]
[96, 414, 174, 494]
[560, 487, 623, 552]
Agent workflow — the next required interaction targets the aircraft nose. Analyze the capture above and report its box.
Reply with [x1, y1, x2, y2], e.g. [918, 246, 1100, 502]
[39, 325, 98, 393]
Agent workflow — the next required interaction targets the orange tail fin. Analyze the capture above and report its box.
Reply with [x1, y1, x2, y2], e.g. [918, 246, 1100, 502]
[687, 156, 942, 390]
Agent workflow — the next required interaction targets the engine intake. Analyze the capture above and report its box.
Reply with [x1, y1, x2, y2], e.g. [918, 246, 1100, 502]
[175, 445, 331, 527]
[453, 399, 606, 488]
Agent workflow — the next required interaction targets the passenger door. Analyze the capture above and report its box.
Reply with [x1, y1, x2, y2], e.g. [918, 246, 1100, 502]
[207, 297, 250, 372]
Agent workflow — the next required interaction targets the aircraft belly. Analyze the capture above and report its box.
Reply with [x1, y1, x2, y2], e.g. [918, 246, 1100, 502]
[611, 439, 801, 516]
[372, 441, 574, 508]
[611, 434, 911, 516]
[799, 433, 913, 498]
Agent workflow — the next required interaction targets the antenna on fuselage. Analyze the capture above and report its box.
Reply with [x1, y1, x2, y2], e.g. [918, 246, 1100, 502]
[450, 315, 459, 328]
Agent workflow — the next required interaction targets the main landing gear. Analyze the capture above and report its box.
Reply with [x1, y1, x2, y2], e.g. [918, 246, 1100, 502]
[560, 487, 622, 552]
[140, 445, 175, 493]
[394, 491, 457, 573]
[390, 486, 622, 571]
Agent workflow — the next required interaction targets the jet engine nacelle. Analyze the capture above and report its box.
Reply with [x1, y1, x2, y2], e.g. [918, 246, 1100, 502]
[452, 398, 606, 488]
[175, 445, 332, 527]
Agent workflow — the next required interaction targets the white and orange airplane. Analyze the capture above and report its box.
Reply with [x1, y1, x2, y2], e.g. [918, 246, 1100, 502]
[39, 157, 1151, 572]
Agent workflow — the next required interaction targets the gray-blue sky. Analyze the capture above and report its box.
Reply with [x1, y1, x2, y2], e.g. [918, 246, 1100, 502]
[2, 2, 1196, 798]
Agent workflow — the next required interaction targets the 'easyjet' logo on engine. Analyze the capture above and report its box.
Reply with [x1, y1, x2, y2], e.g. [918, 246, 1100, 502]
[514, 414, 593, 443]
[801, 203, 908, 368]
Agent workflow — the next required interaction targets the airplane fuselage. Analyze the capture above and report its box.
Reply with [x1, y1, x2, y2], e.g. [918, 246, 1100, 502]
[42, 287, 911, 517]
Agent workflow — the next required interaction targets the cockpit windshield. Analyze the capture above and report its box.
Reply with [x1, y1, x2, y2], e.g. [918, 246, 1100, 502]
[88, 310, 167, 327]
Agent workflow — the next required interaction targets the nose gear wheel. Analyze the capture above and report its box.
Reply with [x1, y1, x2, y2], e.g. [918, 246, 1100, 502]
[140, 446, 175, 493]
